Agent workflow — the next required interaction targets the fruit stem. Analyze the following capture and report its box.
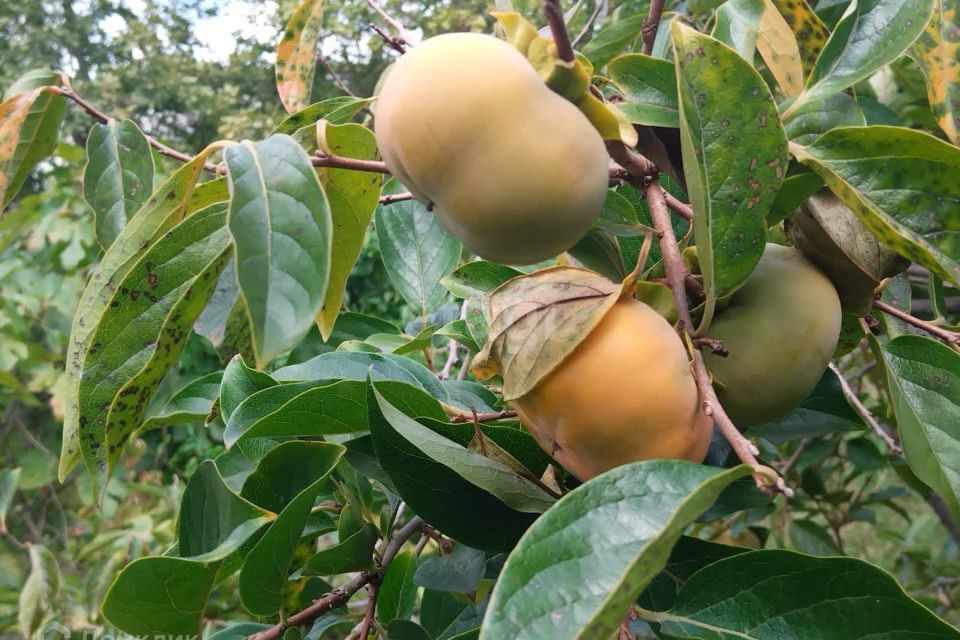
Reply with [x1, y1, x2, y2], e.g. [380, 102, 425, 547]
[542, 0, 576, 62]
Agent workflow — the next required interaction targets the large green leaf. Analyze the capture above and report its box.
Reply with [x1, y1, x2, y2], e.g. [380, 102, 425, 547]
[712, 0, 763, 61]
[792, 126, 960, 285]
[316, 122, 382, 339]
[83, 119, 155, 248]
[441, 261, 523, 299]
[642, 550, 960, 638]
[303, 522, 379, 575]
[910, 1, 960, 144]
[414, 543, 486, 593]
[782, 92, 865, 145]
[672, 22, 788, 329]
[793, 0, 935, 111]
[607, 54, 679, 127]
[1, 69, 66, 208]
[273, 350, 448, 400]
[223, 378, 445, 447]
[102, 557, 220, 635]
[77, 204, 231, 496]
[59, 154, 227, 481]
[178, 460, 275, 562]
[372, 386, 555, 514]
[238, 441, 344, 616]
[367, 382, 538, 552]
[377, 549, 419, 623]
[876, 335, 960, 519]
[376, 178, 461, 317]
[220, 355, 278, 422]
[480, 461, 753, 640]
[224, 134, 333, 368]
[639, 536, 748, 612]
[139, 371, 222, 433]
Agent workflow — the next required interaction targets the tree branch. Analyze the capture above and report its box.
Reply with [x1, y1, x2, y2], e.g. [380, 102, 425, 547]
[641, 0, 667, 55]
[49, 84, 220, 174]
[450, 410, 518, 423]
[251, 516, 424, 640]
[366, 0, 413, 48]
[828, 363, 902, 455]
[313, 153, 390, 173]
[571, 0, 605, 48]
[543, 0, 576, 62]
[873, 300, 960, 350]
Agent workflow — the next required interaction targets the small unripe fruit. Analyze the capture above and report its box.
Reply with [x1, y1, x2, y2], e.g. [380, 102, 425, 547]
[374, 33, 609, 265]
[704, 244, 842, 426]
[512, 299, 713, 481]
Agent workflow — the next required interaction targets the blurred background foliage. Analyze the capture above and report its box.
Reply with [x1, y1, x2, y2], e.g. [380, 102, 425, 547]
[0, 0, 957, 635]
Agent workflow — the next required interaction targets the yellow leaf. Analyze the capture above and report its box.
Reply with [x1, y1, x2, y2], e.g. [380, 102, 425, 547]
[0, 89, 42, 207]
[275, 0, 326, 114]
[768, 0, 830, 79]
[757, 0, 805, 97]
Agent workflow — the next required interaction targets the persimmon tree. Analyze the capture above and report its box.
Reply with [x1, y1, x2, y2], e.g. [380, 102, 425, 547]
[2, 0, 960, 638]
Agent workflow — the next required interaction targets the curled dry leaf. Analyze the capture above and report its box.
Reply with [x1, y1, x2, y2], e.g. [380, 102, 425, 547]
[786, 191, 908, 315]
[473, 266, 637, 400]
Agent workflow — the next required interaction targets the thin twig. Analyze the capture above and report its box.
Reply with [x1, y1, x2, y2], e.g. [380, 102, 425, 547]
[49, 84, 220, 174]
[313, 153, 391, 173]
[365, 0, 412, 46]
[369, 23, 407, 54]
[829, 363, 902, 455]
[571, 0, 605, 48]
[319, 54, 359, 98]
[350, 582, 379, 640]
[251, 516, 424, 640]
[379, 191, 414, 204]
[873, 300, 960, 350]
[450, 410, 518, 423]
[543, 0, 576, 62]
[439, 341, 460, 380]
[927, 494, 960, 549]
[779, 438, 809, 476]
[663, 190, 694, 221]
[641, 0, 667, 55]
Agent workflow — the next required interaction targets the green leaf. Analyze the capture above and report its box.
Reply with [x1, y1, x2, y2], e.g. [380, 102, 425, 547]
[788, 519, 844, 555]
[275, 0, 326, 113]
[1, 69, 66, 208]
[387, 620, 433, 640]
[910, 1, 960, 144]
[316, 122, 382, 339]
[224, 378, 444, 448]
[712, 0, 764, 62]
[274, 350, 448, 400]
[643, 550, 960, 638]
[795, 0, 936, 111]
[568, 230, 626, 282]
[0, 467, 19, 530]
[423, 590, 487, 640]
[414, 543, 486, 593]
[791, 126, 960, 286]
[140, 371, 222, 433]
[748, 367, 863, 442]
[18, 544, 59, 638]
[59, 154, 227, 481]
[304, 522, 379, 575]
[608, 54, 679, 128]
[767, 164, 822, 225]
[77, 204, 231, 496]
[209, 623, 273, 640]
[225, 134, 333, 368]
[782, 92, 865, 145]
[582, 14, 646, 68]
[273, 96, 373, 135]
[371, 386, 555, 514]
[239, 441, 344, 616]
[221, 355, 278, 422]
[378, 549, 418, 623]
[376, 178, 461, 317]
[102, 557, 219, 635]
[672, 22, 788, 327]
[368, 385, 538, 552]
[178, 460, 275, 562]
[441, 261, 523, 299]
[480, 461, 753, 640]
[436, 320, 480, 353]
[639, 536, 748, 611]
[876, 334, 960, 519]
[83, 119, 155, 248]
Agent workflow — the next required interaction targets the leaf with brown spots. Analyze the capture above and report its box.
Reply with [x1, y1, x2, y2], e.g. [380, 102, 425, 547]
[472, 266, 630, 401]
[77, 204, 231, 500]
[768, 0, 831, 79]
[910, 0, 960, 144]
[792, 126, 960, 287]
[671, 22, 788, 332]
[757, 0, 806, 97]
[59, 149, 226, 482]
[275, 0, 326, 114]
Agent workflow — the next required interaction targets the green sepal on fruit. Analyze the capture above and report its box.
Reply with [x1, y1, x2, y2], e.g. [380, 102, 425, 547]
[493, 11, 638, 147]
